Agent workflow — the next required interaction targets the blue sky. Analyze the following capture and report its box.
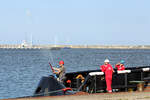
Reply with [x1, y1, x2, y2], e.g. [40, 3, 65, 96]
[0, 0, 150, 45]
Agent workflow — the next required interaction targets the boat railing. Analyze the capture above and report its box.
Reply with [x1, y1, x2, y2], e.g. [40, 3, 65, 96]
[71, 66, 150, 93]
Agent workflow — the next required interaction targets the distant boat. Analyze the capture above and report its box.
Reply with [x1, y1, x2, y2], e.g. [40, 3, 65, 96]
[62, 47, 71, 49]
[50, 47, 61, 50]
[21, 40, 28, 48]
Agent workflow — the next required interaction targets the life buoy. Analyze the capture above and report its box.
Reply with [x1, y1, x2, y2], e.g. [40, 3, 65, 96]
[76, 74, 85, 83]
[62, 87, 72, 93]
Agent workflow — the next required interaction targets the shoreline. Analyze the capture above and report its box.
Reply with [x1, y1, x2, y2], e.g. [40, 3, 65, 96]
[0, 44, 150, 49]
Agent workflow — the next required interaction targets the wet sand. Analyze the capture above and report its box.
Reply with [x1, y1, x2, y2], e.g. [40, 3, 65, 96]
[4, 91, 150, 100]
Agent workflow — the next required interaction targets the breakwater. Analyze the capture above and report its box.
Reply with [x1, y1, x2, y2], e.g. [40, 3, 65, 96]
[0, 44, 150, 49]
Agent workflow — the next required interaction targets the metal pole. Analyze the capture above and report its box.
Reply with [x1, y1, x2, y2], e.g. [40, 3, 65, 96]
[141, 72, 143, 81]
[125, 73, 128, 91]
[94, 75, 97, 93]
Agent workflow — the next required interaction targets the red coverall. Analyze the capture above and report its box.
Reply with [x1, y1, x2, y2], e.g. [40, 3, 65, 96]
[100, 64, 113, 91]
[115, 65, 125, 71]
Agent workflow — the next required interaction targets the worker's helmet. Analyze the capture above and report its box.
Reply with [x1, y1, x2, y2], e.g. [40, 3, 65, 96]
[104, 59, 109, 63]
[59, 60, 64, 65]
[120, 60, 125, 64]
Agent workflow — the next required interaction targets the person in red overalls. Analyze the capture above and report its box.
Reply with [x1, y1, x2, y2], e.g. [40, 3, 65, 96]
[100, 59, 114, 93]
[115, 60, 125, 71]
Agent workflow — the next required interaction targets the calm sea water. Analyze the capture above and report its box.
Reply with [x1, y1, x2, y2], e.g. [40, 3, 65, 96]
[0, 48, 150, 99]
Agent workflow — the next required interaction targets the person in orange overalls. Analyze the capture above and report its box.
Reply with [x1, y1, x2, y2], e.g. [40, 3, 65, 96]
[100, 59, 114, 93]
[115, 60, 125, 71]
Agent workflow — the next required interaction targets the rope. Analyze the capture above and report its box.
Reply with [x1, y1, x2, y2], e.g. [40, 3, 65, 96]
[48, 50, 55, 66]
[13, 89, 68, 99]
[34, 88, 72, 96]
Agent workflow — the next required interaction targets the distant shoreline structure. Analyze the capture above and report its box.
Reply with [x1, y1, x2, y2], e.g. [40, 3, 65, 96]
[0, 44, 150, 49]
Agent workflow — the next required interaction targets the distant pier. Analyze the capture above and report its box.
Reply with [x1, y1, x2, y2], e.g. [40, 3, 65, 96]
[0, 44, 150, 49]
